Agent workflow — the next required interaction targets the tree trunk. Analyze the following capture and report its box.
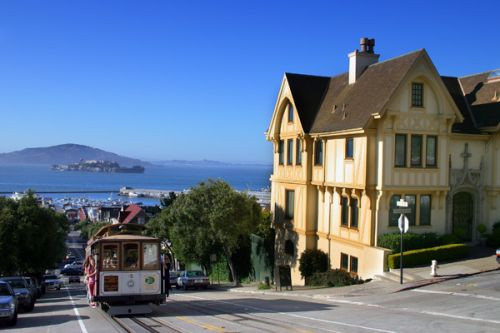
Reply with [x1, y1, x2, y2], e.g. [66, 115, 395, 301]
[225, 248, 239, 286]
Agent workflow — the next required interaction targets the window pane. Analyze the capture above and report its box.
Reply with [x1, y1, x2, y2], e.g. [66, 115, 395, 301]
[315, 141, 323, 165]
[412, 83, 423, 107]
[288, 105, 294, 122]
[420, 195, 431, 225]
[340, 253, 349, 270]
[286, 190, 294, 220]
[346, 138, 354, 159]
[102, 244, 119, 270]
[143, 243, 159, 270]
[389, 195, 401, 226]
[350, 256, 358, 273]
[405, 195, 416, 226]
[341, 197, 349, 226]
[287, 139, 293, 165]
[395, 135, 406, 167]
[279, 140, 284, 165]
[296, 139, 302, 165]
[426, 136, 437, 167]
[411, 135, 422, 166]
[350, 198, 358, 228]
[122, 243, 139, 270]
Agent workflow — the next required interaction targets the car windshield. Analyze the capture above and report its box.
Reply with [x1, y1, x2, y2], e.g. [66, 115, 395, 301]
[0, 284, 12, 296]
[24, 278, 33, 286]
[3, 279, 25, 288]
[186, 271, 204, 278]
[44, 275, 58, 280]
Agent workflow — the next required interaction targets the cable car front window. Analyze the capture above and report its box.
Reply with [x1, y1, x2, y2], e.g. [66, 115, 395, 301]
[123, 243, 139, 270]
[143, 243, 159, 270]
[102, 244, 119, 271]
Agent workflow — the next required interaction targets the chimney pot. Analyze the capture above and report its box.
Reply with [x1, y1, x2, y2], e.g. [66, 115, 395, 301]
[348, 37, 379, 84]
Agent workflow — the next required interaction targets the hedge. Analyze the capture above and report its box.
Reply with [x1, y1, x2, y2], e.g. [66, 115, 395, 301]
[388, 243, 469, 269]
[378, 232, 441, 253]
[308, 269, 364, 287]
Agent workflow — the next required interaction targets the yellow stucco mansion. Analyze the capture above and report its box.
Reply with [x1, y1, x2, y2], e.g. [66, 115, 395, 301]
[266, 38, 500, 284]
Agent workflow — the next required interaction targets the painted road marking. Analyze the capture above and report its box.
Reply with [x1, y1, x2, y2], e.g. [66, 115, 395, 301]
[176, 316, 226, 332]
[64, 287, 88, 333]
[412, 288, 500, 302]
[175, 294, 395, 333]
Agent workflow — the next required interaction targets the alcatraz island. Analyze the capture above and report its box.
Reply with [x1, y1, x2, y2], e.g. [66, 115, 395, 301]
[51, 159, 145, 173]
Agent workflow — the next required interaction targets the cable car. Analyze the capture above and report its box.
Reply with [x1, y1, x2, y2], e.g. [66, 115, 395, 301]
[85, 223, 166, 315]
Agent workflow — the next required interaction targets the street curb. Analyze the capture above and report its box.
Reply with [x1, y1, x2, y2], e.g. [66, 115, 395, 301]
[227, 267, 500, 300]
[395, 266, 500, 292]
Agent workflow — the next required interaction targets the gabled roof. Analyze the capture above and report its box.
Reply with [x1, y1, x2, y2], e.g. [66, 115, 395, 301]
[441, 76, 480, 134]
[119, 204, 144, 225]
[285, 73, 330, 133]
[285, 50, 424, 134]
[458, 71, 500, 129]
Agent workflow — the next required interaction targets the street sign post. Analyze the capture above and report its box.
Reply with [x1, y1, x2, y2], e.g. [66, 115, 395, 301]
[396, 199, 410, 284]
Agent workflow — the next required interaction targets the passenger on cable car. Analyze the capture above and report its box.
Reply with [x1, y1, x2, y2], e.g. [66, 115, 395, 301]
[84, 256, 97, 308]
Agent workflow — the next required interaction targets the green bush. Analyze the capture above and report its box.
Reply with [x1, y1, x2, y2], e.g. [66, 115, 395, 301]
[257, 282, 271, 290]
[378, 232, 441, 252]
[486, 227, 500, 247]
[308, 269, 364, 287]
[388, 244, 469, 269]
[298, 249, 328, 279]
[439, 233, 462, 245]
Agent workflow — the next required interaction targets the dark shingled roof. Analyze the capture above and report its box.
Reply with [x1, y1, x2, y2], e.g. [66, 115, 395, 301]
[441, 76, 480, 134]
[285, 51, 499, 134]
[458, 71, 500, 129]
[285, 73, 330, 133]
[286, 50, 423, 134]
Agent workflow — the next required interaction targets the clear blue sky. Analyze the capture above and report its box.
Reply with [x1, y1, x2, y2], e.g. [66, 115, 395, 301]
[0, 0, 498, 163]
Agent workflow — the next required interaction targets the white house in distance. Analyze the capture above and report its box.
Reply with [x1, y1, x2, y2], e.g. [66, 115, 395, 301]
[266, 37, 500, 284]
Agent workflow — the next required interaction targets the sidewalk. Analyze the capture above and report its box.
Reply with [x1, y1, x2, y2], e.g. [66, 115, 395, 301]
[227, 252, 499, 301]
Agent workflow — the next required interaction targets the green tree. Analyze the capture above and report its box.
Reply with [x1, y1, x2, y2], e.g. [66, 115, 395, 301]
[0, 192, 69, 275]
[147, 180, 262, 285]
[75, 220, 110, 240]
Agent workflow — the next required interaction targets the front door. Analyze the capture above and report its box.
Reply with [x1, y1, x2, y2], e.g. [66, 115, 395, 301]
[452, 192, 474, 241]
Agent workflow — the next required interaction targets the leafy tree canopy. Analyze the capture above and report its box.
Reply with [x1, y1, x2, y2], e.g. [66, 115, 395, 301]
[147, 180, 262, 284]
[0, 192, 69, 275]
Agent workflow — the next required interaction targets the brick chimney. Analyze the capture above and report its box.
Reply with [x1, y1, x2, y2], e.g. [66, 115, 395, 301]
[348, 38, 379, 84]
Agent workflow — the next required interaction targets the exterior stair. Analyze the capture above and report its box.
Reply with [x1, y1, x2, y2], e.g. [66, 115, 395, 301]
[374, 269, 423, 283]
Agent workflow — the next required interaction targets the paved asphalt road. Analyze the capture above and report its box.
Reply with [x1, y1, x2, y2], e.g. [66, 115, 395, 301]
[1, 269, 499, 332]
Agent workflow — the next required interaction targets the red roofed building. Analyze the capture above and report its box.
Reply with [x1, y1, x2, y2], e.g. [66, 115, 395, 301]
[118, 204, 146, 225]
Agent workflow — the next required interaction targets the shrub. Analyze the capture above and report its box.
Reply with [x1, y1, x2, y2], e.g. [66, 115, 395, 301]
[439, 233, 462, 245]
[378, 232, 440, 252]
[298, 249, 328, 279]
[486, 227, 500, 247]
[308, 269, 364, 287]
[388, 244, 469, 269]
[257, 282, 271, 290]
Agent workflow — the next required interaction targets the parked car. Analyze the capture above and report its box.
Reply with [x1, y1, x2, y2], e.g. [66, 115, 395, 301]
[61, 267, 83, 276]
[22, 277, 39, 300]
[64, 260, 83, 270]
[0, 281, 17, 326]
[496, 248, 500, 264]
[42, 275, 63, 291]
[0, 277, 34, 312]
[68, 275, 80, 283]
[169, 271, 180, 288]
[177, 270, 210, 290]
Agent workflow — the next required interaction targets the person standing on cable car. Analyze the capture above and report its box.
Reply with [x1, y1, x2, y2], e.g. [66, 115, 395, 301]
[163, 255, 171, 297]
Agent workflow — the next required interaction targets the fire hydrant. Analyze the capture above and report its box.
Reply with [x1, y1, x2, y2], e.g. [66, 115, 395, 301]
[430, 260, 439, 277]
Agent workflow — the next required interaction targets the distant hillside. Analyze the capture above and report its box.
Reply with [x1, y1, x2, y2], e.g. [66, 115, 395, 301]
[0, 144, 150, 166]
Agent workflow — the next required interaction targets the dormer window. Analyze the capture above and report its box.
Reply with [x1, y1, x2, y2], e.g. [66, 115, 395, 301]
[288, 104, 294, 122]
[411, 82, 424, 107]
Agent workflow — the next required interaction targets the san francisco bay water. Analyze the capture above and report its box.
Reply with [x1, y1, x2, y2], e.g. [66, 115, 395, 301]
[0, 164, 272, 205]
